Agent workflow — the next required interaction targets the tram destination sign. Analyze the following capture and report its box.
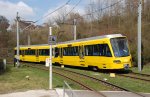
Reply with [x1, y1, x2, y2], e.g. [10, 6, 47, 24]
[48, 35, 56, 45]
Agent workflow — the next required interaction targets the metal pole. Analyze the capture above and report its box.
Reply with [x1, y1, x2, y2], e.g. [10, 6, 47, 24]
[49, 27, 52, 89]
[28, 32, 30, 45]
[138, 0, 142, 71]
[16, 12, 20, 67]
[73, 19, 76, 40]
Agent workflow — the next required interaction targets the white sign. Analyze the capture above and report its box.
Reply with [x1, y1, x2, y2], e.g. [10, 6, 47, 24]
[45, 58, 50, 67]
[15, 56, 20, 60]
[48, 35, 56, 45]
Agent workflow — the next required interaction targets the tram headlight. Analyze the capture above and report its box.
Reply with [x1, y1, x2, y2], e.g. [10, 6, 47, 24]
[113, 60, 121, 64]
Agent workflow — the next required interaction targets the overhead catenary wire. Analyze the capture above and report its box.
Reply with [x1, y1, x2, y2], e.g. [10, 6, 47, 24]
[22, 0, 124, 30]
[57, 0, 82, 25]
[35, 0, 71, 23]
[64, 0, 124, 23]
[21, 0, 72, 31]
[65, 0, 82, 18]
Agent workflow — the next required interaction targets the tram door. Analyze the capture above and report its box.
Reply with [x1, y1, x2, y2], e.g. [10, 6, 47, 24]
[22, 50, 25, 61]
[59, 47, 63, 64]
[79, 45, 85, 66]
[36, 49, 39, 62]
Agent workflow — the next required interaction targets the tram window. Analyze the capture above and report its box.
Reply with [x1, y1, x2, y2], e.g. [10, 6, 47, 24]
[24, 50, 33, 55]
[25, 50, 27, 55]
[55, 48, 59, 57]
[85, 45, 89, 56]
[63, 46, 78, 56]
[45, 49, 49, 56]
[99, 44, 112, 57]
[22, 50, 25, 56]
[66, 48, 69, 56]
[85, 44, 111, 57]
[39, 50, 42, 55]
[29, 50, 32, 55]
[30, 50, 35, 55]
[39, 49, 43, 55]
[27, 50, 29, 55]
[88, 45, 93, 56]
[73, 47, 78, 56]
[20, 50, 24, 55]
[85, 44, 100, 56]
[19, 50, 21, 55]
[39, 49, 49, 56]
[70, 48, 73, 56]
[63, 48, 67, 56]
[28, 50, 30, 55]
[65, 47, 69, 56]
[93, 45, 100, 56]
[21, 50, 23, 55]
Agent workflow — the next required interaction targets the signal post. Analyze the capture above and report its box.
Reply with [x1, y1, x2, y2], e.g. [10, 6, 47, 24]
[48, 27, 56, 89]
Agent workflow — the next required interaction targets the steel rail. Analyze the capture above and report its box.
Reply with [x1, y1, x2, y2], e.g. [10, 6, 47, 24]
[131, 72, 150, 77]
[53, 67, 145, 97]
[53, 71, 107, 97]
[26, 64, 106, 97]
[23, 63, 145, 97]
[117, 74, 150, 82]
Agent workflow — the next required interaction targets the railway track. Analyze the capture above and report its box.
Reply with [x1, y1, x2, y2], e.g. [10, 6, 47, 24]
[25, 64, 107, 97]
[23, 63, 145, 97]
[54, 67, 128, 91]
[53, 67, 146, 97]
[117, 74, 150, 82]
[116, 72, 150, 82]
[131, 72, 150, 77]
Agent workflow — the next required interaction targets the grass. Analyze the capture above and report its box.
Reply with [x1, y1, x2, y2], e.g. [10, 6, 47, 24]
[99, 74, 150, 93]
[130, 63, 150, 74]
[59, 65, 150, 93]
[0, 64, 81, 94]
[54, 68, 113, 91]
[0, 65, 47, 93]
[0, 64, 149, 94]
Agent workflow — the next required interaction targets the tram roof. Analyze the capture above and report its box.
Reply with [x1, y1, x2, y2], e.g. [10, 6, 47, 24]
[58, 34, 123, 44]
[19, 34, 123, 47]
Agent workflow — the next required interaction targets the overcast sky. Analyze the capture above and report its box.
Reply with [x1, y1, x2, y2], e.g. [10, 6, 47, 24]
[0, 0, 93, 25]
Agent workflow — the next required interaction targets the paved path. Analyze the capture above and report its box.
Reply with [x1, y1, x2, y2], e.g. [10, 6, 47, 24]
[66, 90, 150, 97]
[56, 89, 150, 97]
[0, 90, 58, 97]
[0, 89, 150, 97]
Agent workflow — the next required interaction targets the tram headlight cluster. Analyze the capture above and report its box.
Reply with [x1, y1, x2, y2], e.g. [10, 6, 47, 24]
[113, 60, 121, 64]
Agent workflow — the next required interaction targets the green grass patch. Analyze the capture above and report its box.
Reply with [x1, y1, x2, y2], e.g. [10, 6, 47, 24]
[0, 64, 81, 94]
[59, 66, 150, 93]
[1, 64, 149, 94]
[99, 74, 150, 93]
[130, 63, 150, 74]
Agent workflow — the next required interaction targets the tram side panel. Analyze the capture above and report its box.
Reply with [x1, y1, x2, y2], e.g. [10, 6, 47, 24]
[56, 44, 81, 67]
[14, 34, 132, 69]
[83, 39, 113, 69]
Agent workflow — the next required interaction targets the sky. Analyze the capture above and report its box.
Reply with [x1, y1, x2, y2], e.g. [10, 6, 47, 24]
[0, 0, 93, 25]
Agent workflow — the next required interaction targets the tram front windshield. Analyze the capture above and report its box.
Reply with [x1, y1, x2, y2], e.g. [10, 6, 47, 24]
[111, 37, 130, 57]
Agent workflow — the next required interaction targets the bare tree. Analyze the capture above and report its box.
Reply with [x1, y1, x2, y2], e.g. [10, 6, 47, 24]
[0, 16, 9, 32]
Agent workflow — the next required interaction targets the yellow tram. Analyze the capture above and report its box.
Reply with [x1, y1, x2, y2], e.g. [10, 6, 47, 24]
[14, 34, 132, 69]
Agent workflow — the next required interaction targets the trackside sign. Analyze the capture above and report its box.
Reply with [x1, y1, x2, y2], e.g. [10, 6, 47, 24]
[48, 35, 56, 45]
